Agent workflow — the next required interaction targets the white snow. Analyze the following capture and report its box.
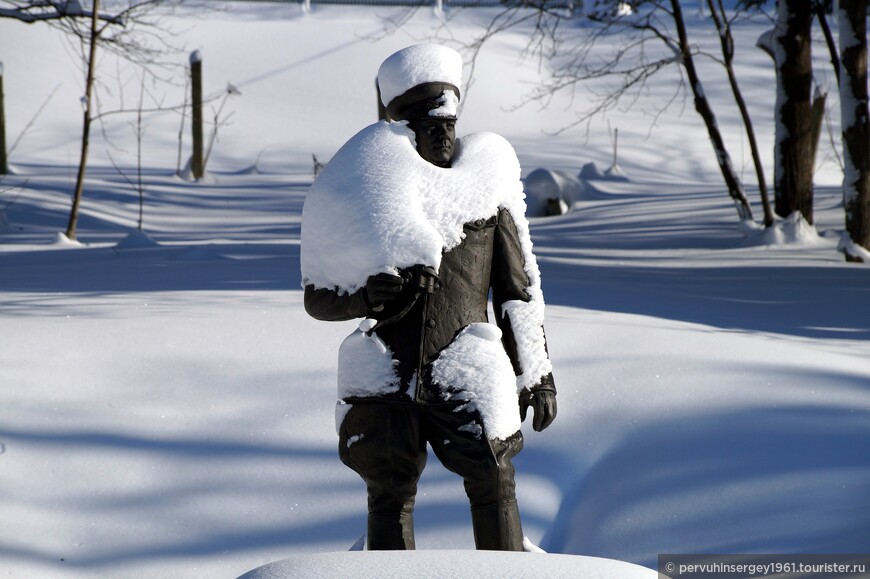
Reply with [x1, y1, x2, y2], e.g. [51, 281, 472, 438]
[0, 3, 868, 579]
[238, 550, 656, 578]
[523, 168, 585, 216]
[428, 88, 459, 118]
[838, 231, 870, 262]
[301, 123, 526, 293]
[740, 211, 825, 247]
[377, 43, 463, 107]
[337, 320, 401, 400]
[431, 323, 520, 441]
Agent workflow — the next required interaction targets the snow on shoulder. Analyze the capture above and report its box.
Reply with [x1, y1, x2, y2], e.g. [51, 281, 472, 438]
[237, 551, 657, 579]
[300, 121, 524, 294]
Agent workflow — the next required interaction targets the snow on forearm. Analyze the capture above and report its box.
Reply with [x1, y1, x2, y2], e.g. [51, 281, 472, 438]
[499, 185, 553, 392]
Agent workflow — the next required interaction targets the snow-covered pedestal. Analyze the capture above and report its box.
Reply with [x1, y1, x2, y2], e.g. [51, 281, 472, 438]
[237, 551, 656, 579]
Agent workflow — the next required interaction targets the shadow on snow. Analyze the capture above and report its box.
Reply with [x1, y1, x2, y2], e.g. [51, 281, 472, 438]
[539, 402, 870, 567]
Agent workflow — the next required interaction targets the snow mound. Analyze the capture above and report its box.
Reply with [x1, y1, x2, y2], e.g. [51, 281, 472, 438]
[237, 551, 656, 579]
[740, 212, 827, 247]
[523, 162, 634, 216]
[578, 162, 604, 180]
[176, 156, 218, 184]
[578, 161, 629, 182]
[522, 168, 584, 216]
[838, 231, 870, 263]
[51, 231, 83, 247]
[603, 162, 629, 181]
[114, 229, 159, 250]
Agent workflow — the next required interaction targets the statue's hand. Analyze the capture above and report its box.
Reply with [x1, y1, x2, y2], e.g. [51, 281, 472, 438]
[364, 272, 404, 309]
[519, 377, 557, 432]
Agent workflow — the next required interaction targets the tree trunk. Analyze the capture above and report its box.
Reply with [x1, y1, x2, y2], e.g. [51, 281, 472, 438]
[758, 0, 814, 224]
[708, 0, 772, 226]
[0, 63, 7, 175]
[65, 0, 100, 241]
[839, 0, 870, 261]
[672, 0, 753, 222]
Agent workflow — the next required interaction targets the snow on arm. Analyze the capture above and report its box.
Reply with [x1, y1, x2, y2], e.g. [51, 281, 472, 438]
[498, 197, 553, 392]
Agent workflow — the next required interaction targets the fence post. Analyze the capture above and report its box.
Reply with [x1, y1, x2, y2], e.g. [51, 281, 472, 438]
[0, 62, 7, 175]
[190, 50, 204, 181]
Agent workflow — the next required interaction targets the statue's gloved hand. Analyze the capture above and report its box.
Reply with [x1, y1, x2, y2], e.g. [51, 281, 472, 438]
[519, 375, 557, 432]
[364, 272, 404, 309]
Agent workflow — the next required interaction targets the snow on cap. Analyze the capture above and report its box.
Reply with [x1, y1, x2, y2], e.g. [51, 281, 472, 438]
[377, 44, 462, 112]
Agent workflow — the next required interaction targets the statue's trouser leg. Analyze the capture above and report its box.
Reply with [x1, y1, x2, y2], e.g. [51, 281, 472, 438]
[425, 403, 526, 551]
[338, 398, 525, 551]
[338, 402, 426, 550]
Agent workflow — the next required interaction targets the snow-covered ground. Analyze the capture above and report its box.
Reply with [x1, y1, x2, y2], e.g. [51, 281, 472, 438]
[0, 3, 868, 578]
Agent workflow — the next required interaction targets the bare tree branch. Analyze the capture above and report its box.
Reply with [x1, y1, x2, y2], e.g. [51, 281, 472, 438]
[0, 0, 121, 23]
[450, 0, 759, 222]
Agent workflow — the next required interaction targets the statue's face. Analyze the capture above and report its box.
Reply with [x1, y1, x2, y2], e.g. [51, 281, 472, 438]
[410, 118, 456, 168]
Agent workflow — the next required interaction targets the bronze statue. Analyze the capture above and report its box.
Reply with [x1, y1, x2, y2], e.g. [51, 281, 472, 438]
[301, 44, 556, 551]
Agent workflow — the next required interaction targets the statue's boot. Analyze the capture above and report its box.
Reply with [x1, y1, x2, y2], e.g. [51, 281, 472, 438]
[367, 511, 415, 550]
[470, 499, 524, 551]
